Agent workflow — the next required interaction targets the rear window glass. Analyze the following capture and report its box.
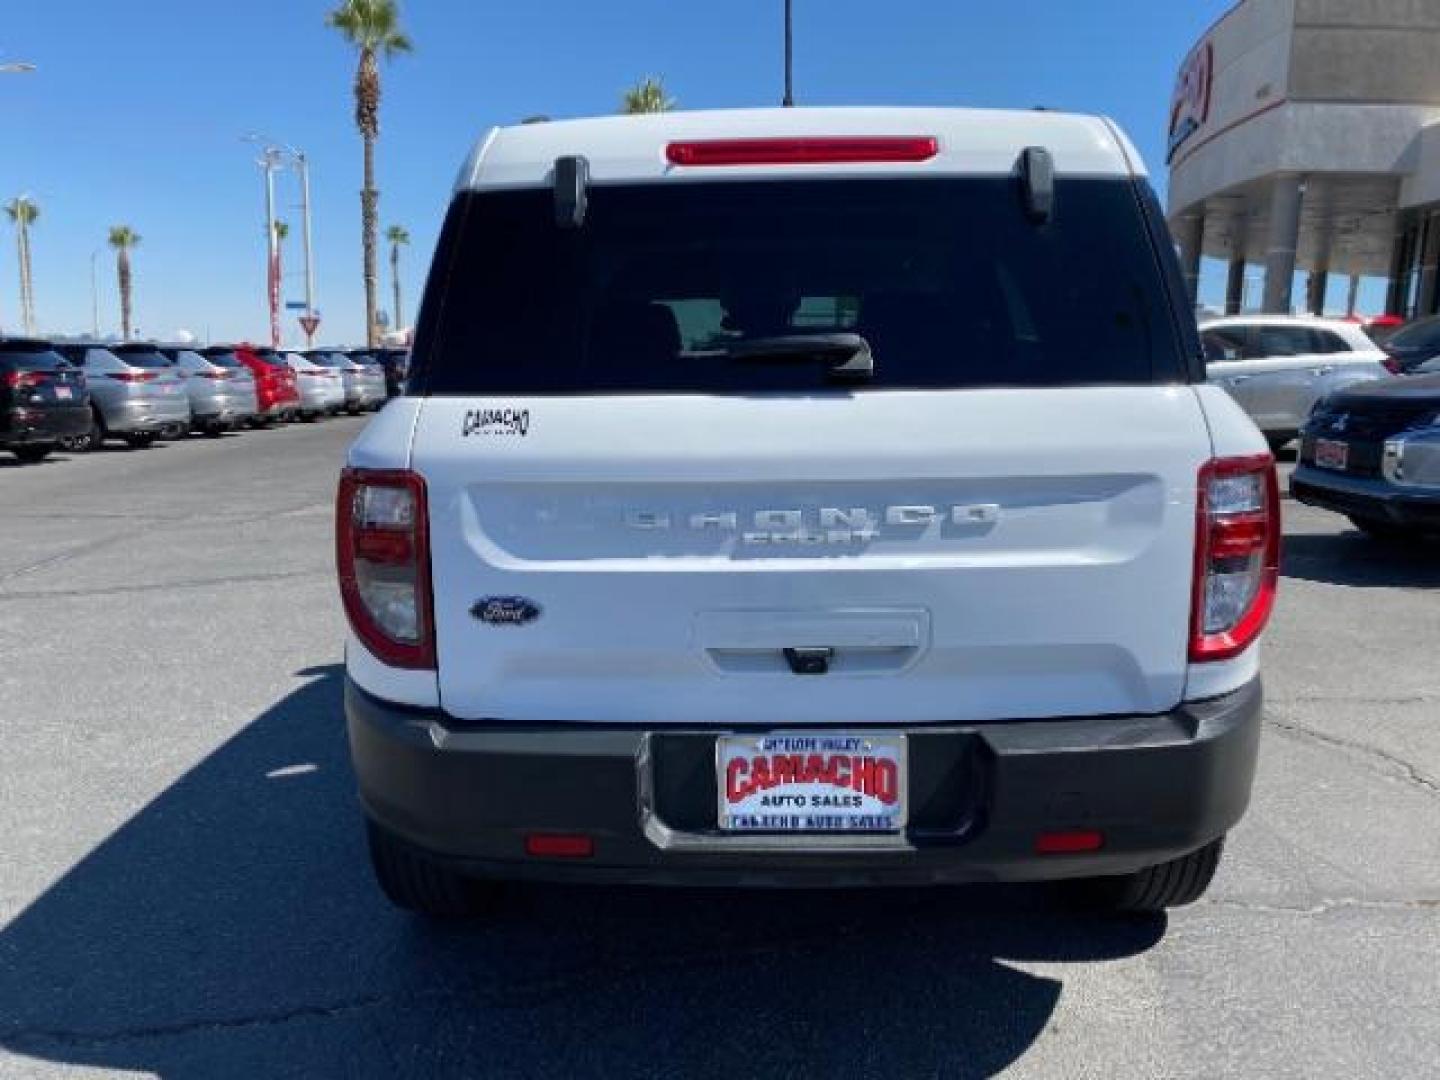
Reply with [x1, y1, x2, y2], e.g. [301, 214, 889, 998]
[0, 347, 65, 372]
[1387, 316, 1440, 350]
[201, 350, 243, 368]
[111, 347, 172, 369]
[414, 177, 1185, 395]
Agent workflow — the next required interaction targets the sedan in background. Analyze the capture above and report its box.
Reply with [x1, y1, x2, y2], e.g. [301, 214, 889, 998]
[54, 342, 191, 451]
[232, 345, 300, 425]
[1, 338, 92, 463]
[283, 352, 345, 420]
[1200, 315, 1391, 450]
[159, 346, 258, 435]
[305, 350, 386, 413]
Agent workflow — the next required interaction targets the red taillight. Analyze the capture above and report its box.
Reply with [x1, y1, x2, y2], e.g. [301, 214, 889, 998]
[1190, 454, 1280, 662]
[665, 136, 939, 167]
[107, 371, 157, 383]
[3, 370, 40, 389]
[525, 833, 594, 859]
[336, 468, 435, 669]
[1035, 830, 1105, 854]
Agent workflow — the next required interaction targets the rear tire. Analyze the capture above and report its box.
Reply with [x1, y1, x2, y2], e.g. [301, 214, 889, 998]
[365, 820, 496, 918]
[1065, 837, 1224, 913]
[12, 444, 53, 464]
[124, 433, 156, 450]
[1348, 515, 1423, 542]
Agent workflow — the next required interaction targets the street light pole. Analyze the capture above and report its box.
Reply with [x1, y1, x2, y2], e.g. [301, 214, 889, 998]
[90, 249, 101, 337]
[295, 150, 316, 347]
[260, 149, 282, 349]
[783, 0, 794, 107]
[243, 133, 316, 348]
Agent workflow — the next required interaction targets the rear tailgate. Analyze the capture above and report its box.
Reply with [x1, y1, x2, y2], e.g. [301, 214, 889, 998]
[413, 387, 1211, 725]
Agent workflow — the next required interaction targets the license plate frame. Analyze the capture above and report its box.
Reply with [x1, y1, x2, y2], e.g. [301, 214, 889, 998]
[1315, 438, 1349, 471]
[716, 732, 908, 833]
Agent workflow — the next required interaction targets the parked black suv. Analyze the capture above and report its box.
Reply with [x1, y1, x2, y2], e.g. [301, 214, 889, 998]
[0, 339, 92, 464]
[1293, 372, 1440, 537]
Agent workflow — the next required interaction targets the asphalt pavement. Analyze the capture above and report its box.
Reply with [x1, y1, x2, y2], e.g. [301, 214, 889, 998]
[0, 419, 1437, 1079]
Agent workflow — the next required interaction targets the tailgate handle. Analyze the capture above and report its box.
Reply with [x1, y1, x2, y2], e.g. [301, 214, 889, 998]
[783, 647, 833, 675]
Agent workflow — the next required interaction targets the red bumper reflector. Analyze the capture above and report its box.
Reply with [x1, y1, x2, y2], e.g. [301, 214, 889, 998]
[666, 136, 939, 167]
[1035, 830, 1105, 854]
[525, 833, 594, 859]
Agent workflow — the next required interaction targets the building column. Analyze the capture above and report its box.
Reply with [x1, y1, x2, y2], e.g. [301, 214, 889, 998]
[1415, 213, 1440, 317]
[1225, 257, 1247, 315]
[1262, 176, 1303, 314]
[1346, 274, 1361, 318]
[1385, 223, 1412, 316]
[1306, 270, 1329, 316]
[1173, 212, 1205, 309]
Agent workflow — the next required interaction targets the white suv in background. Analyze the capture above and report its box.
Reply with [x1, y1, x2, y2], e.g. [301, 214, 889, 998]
[337, 107, 1278, 917]
[1200, 315, 1391, 450]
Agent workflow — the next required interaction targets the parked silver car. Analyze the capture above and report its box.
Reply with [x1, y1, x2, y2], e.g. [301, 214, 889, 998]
[1199, 316, 1391, 450]
[283, 352, 345, 420]
[305, 350, 386, 413]
[54, 342, 192, 451]
[159, 346, 259, 435]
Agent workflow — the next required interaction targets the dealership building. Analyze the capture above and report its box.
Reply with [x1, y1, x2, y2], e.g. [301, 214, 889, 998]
[1167, 0, 1440, 317]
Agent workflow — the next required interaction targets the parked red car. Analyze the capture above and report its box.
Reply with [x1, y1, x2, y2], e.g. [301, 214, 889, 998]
[232, 344, 300, 424]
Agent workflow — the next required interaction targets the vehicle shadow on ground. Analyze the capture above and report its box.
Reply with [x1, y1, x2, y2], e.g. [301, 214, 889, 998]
[1283, 530, 1440, 588]
[0, 667, 1164, 1079]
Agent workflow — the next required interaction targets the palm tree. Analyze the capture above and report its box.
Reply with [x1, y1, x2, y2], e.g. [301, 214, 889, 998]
[326, 0, 412, 347]
[108, 226, 141, 340]
[385, 225, 409, 330]
[621, 76, 675, 115]
[5, 196, 39, 334]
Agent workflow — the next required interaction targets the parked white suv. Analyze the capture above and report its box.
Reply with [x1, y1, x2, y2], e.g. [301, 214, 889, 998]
[1200, 315, 1390, 450]
[339, 107, 1278, 916]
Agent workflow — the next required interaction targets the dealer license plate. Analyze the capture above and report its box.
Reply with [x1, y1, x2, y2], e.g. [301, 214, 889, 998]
[54, 386, 72, 400]
[717, 732, 907, 832]
[1315, 438, 1349, 470]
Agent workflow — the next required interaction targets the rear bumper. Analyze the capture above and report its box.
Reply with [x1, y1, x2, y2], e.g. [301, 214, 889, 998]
[347, 677, 1263, 886]
[103, 397, 191, 433]
[1292, 465, 1440, 528]
[189, 391, 257, 423]
[2, 405, 92, 445]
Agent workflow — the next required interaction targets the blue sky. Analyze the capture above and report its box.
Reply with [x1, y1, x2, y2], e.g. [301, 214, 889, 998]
[1, 1, 1233, 344]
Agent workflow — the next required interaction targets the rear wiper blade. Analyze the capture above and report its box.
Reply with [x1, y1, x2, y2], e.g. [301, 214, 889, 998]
[720, 333, 874, 380]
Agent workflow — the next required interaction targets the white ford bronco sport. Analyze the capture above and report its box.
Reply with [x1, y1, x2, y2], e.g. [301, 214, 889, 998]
[339, 107, 1278, 916]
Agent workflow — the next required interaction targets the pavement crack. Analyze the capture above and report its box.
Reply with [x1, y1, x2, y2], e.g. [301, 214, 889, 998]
[2, 993, 391, 1049]
[0, 569, 323, 601]
[1266, 711, 1440, 797]
[1198, 896, 1440, 916]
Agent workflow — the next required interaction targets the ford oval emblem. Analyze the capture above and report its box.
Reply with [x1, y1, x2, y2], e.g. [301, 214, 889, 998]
[471, 596, 542, 626]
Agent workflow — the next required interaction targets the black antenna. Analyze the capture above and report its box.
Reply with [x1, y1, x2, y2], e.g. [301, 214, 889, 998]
[783, 0, 794, 106]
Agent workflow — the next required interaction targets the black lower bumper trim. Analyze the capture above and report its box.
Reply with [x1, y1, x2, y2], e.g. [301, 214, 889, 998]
[346, 678, 1262, 887]
[1293, 471, 1440, 528]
